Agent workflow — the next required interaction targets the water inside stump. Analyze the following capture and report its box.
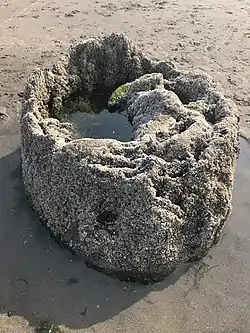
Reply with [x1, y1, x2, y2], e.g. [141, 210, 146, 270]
[64, 109, 132, 142]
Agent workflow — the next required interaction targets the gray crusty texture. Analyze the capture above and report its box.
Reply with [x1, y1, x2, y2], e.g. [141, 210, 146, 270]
[21, 33, 239, 283]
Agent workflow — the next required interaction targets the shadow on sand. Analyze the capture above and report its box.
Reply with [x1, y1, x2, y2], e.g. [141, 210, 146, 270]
[0, 148, 191, 330]
[1, 138, 250, 330]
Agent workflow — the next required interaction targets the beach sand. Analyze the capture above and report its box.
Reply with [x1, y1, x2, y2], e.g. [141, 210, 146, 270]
[0, 1, 250, 332]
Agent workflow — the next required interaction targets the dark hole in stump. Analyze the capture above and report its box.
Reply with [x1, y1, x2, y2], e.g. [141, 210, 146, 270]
[96, 210, 118, 235]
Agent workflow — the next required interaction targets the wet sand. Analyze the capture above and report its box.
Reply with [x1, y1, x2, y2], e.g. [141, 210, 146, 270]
[0, 0, 250, 332]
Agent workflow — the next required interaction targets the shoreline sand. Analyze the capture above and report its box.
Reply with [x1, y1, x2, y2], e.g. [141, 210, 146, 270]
[0, 1, 250, 332]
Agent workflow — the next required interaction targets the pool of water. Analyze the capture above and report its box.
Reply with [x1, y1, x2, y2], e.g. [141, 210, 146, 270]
[64, 109, 132, 142]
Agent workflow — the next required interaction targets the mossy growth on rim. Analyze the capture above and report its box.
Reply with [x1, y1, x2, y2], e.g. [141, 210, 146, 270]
[108, 83, 130, 108]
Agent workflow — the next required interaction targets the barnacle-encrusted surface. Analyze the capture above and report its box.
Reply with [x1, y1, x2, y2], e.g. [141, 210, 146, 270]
[21, 34, 239, 282]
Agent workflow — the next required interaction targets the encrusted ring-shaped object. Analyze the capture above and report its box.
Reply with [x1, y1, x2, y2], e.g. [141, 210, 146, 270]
[21, 34, 239, 283]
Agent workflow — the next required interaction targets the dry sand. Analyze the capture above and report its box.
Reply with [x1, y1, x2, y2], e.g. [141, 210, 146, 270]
[0, 0, 250, 332]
